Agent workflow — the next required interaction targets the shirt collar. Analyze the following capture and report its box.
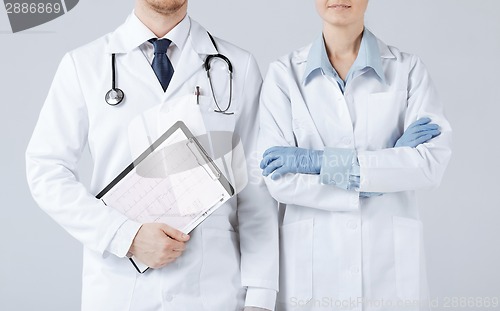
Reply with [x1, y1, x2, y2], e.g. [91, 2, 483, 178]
[106, 11, 190, 54]
[303, 28, 386, 84]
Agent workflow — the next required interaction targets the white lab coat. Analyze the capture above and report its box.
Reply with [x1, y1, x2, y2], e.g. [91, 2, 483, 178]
[259, 35, 452, 311]
[26, 14, 278, 311]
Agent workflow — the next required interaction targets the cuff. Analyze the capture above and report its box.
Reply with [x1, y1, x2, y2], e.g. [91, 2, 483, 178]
[320, 147, 357, 190]
[245, 287, 277, 311]
[105, 219, 142, 258]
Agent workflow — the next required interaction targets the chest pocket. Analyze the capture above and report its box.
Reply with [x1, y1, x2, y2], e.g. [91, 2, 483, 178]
[363, 90, 407, 149]
[197, 95, 237, 132]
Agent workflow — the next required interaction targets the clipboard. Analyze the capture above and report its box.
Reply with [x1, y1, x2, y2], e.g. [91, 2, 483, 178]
[96, 121, 234, 273]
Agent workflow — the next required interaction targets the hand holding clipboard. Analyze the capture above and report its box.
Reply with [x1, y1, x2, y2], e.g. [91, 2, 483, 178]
[96, 121, 234, 273]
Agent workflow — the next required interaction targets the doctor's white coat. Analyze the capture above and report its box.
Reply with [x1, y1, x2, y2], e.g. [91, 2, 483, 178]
[259, 35, 452, 311]
[26, 14, 278, 311]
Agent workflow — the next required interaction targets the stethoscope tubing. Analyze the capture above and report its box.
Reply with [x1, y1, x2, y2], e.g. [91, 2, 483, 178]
[105, 53, 125, 106]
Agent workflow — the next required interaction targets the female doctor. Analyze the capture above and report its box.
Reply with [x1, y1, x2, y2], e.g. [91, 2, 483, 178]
[25, 0, 278, 310]
[259, 0, 452, 310]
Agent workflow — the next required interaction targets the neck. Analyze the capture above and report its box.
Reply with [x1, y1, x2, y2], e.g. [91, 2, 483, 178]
[322, 22, 364, 59]
[135, 1, 187, 38]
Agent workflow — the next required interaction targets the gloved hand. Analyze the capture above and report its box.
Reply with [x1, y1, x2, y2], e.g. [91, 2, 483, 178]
[394, 117, 441, 148]
[260, 146, 323, 180]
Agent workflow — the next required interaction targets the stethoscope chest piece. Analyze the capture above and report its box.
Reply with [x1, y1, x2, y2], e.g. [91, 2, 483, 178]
[106, 53, 125, 106]
[105, 88, 124, 106]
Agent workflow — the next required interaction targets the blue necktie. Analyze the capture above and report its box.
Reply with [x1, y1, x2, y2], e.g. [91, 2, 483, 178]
[149, 38, 174, 92]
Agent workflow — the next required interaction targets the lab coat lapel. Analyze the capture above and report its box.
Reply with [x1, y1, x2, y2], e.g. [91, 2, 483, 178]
[106, 13, 169, 95]
[130, 47, 167, 95]
[164, 19, 218, 99]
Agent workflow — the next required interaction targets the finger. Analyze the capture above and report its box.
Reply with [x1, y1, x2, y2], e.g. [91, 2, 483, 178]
[259, 157, 268, 169]
[168, 240, 186, 253]
[415, 129, 441, 140]
[412, 134, 433, 146]
[260, 152, 280, 169]
[423, 128, 441, 137]
[262, 146, 283, 158]
[407, 124, 436, 136]
[161, 225, 190, 242]
[413, 123, 439, 133]
[262, 158, 284, 177]
[410, 129, 440, 141]
[407, 117, 431, 130]
[170, 241, 186, 252]
[271, 166, 291, 180]
[406, 126, 439, 142]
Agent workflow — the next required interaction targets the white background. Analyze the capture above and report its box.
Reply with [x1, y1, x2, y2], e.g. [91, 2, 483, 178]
[1, 0, 499, 310]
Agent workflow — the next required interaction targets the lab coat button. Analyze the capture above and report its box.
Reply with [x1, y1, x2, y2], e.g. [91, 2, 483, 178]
[350, 266, 361, 274]
[342, 137, 352, 145]
[164, 294, 173, 302]
[347, 220, 358, 230]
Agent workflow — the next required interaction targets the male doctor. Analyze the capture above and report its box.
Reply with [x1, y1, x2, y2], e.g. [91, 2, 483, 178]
[26, 0, 277, 310]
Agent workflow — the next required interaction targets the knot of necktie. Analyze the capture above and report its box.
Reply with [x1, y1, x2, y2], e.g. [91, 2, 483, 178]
[149, 38, 172, 55]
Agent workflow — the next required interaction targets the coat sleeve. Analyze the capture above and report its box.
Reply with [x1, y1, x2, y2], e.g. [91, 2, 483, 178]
[259, 62, 360, 212]
[358, 55, 452, 192]
[235, 55, 279, 309]
[25, 53, 140, 256]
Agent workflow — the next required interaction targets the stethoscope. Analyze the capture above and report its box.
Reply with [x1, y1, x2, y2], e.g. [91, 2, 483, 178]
[105, 32, 234, 115]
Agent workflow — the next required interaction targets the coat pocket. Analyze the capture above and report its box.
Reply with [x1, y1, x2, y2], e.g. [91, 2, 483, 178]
[278, 218, 313, 304]
[393, 216, 422, 301]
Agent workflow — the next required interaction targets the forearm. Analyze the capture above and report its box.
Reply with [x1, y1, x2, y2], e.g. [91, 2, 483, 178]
[264, 174, 359, 211]
[358, 131, 452, 192]
[26, 157, 132, 255]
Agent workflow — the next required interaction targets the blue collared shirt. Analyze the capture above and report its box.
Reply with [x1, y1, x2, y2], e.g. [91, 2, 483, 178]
[303, 28, 386, 93]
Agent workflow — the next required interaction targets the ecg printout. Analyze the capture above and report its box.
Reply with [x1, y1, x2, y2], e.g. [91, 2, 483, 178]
[101, 129, 230, 234]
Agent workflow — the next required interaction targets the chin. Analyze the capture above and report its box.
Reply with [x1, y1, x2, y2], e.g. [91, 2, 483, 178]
[322, 12, 363, 28]
[146, 0, 187, 15]
[325, 17, 351, 27]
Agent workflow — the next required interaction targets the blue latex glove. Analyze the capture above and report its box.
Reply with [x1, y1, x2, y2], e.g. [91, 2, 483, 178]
[350, 174, 383, 198]
[260, 146, 323, 180]
[394, 117, 441, 148]
[342, 172, 361, 191]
